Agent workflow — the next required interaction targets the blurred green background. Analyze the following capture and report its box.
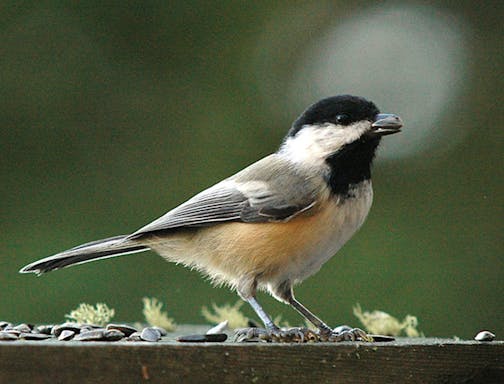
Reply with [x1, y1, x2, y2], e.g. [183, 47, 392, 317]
[2, 1, 502, 338]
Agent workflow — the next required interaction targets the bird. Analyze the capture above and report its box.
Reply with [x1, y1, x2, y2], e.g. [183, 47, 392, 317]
[20, 95, 403, 342]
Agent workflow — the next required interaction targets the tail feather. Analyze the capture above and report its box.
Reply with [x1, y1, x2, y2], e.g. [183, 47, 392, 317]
[19, 235, 150, 275]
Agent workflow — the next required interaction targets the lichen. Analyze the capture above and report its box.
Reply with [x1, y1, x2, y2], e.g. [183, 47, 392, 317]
[273, 314, 291, 329]
[142, 297, 176, 331]
[65, 303, 115, 326]
[201, 301, 249, 329]
[353, 303, 422, 337]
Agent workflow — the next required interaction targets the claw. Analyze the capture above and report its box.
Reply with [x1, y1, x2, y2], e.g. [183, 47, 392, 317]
[325, 327, 373, 342]
[234, 327, 265, 342]
[234, 327, 318, 343]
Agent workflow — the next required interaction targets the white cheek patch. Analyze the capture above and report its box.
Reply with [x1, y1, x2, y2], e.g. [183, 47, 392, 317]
[280, 121, 371, 167]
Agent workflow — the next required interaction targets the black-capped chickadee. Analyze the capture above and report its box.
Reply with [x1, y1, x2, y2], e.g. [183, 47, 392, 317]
[20, 95, 403, 342]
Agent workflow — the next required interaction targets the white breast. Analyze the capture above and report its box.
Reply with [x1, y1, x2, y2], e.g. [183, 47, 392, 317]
[268, 180, 373, 289]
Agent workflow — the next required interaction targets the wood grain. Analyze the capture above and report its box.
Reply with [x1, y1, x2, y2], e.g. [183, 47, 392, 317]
[0, 331, 502, 384]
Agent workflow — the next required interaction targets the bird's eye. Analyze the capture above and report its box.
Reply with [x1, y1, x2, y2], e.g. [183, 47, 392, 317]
[335, 114, 351, 125]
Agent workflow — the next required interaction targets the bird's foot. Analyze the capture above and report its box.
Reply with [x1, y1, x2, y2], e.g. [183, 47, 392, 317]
[234, 325, 375, 343]
[318, 325, 374, 342]
[234, 327, 318, 343]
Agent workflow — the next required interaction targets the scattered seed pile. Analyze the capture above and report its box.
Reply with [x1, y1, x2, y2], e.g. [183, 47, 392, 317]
[0, 321, 166, 342]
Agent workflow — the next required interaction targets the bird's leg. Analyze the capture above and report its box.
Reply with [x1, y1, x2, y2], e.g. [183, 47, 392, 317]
[278, 283, 372, 342]
[234, 295, 317, 342]
[234, 277, 316, 342]
[288, 295, 332, 333]
[234, 295, 281, 342]
[234, 278, 279, 342]
[288, 295, 369, 341]
[246, 295, 279, 332]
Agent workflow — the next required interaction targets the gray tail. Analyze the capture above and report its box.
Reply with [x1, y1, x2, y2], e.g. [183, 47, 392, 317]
[19, 235, 150, 275]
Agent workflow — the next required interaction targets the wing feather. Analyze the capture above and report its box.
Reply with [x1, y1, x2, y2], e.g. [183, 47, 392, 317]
[128, 155, 320, 238]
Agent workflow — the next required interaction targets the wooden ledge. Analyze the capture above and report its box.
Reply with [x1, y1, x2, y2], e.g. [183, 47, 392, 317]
[0, 326, 502, 383]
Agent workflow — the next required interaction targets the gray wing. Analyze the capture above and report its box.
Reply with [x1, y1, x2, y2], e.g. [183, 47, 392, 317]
[128, 155, 319, 238]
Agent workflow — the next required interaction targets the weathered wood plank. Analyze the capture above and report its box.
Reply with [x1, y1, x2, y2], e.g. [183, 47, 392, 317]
[0, 330, 502, 384]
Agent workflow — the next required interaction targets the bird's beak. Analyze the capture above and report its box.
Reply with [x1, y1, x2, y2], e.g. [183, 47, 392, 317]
[371, 113, 403, 136]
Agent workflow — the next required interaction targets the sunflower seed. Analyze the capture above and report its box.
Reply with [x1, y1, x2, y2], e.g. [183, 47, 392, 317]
[14, 323, 34, 333]
[20, 332, 52, 340]
[3, 329, 20, 336]
[127, 331, 142, 341]
[140, 327, 161, 342]
[207, 320, 228, 335]
[474, 330, 495, 342]
[57, 330, 75, 341]
[177, 333, 228, 342]
[81, 323, 102, 330]
[74, 329, 107, 341]
[151, 326, 168, 336]
[103, 329, 125, 341]
[332, 325, 352, 334]
[52, 323, 81, 337]
[368, 334, 396, 342]
[0, 332, 18, 341]
[106, 324, 138, 337]
[0, 321, 12, 330]
[36, 325, 54, 335]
